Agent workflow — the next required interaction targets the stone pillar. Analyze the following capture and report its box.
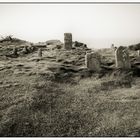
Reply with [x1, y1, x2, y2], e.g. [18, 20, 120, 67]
[64, 33, 72, 50]
[85, 52, 101, 72]
[115, 46, 131, 69]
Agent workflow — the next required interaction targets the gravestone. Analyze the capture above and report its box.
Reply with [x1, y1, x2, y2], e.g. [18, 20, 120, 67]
[38, 48, 42, 57]
[85, 52, 101, 72]
[64, 33, 72, 50]
[115, 46, 131, 69]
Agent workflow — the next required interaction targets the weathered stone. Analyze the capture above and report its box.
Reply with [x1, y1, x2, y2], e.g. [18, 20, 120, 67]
[138, 50, 140, 56]
[64, 33, 72, 50]
[13, 47, 18, 55]
[38, 48, 42, 57]
[85, 52, 101, 72]
[74, 41, 84, 47]
[28, 45, 35, 52]
[115, 46, 131, 69]
[23, 46, 29, 54]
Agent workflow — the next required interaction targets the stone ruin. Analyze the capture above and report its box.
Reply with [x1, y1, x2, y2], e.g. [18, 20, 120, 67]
[115, 46, 131, 69]
[85, 51, 101, 72]
[4, 33, 137, 73]
[64, 33, 72, 50]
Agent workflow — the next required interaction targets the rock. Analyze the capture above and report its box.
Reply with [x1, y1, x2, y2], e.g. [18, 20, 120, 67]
[56, 45, 62, 49]
[22, 46, 29, 54]
[73, 41, 84, 47]
[73, 41, 87, 50]
[6, 47, 19, 58]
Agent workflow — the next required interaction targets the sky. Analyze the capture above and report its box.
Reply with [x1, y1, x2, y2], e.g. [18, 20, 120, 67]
[0, 4, 140, 48]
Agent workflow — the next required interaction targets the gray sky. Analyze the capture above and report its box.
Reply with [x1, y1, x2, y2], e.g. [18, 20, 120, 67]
[0, 4, 140, 48]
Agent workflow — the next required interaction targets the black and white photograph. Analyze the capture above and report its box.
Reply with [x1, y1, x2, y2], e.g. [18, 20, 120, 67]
[0, 1, 140, 137]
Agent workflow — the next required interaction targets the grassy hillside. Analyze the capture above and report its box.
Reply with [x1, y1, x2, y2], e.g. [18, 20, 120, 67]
[0, 38, 140, 137]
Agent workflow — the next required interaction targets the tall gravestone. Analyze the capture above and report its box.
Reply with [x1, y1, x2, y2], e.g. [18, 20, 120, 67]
[85, 52, 101, 72]
[115, 46, 131, 69]
[64, 33, 72, 50]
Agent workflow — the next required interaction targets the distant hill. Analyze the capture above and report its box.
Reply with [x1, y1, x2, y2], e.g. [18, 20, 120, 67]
[0, 35, 28, 44]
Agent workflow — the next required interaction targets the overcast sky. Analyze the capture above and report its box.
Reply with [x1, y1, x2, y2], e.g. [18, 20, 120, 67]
[0, 4, 140, 48]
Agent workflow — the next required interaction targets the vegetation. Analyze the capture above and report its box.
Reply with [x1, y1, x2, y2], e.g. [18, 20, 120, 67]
[0, 37, 140, 136]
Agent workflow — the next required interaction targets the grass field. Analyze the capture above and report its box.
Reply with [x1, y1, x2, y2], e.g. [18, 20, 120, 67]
[0, 39, 140, 137]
